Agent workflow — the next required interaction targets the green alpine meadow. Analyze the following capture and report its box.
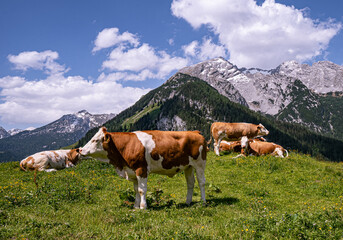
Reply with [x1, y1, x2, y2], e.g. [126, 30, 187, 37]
[1, 151, 343, 239]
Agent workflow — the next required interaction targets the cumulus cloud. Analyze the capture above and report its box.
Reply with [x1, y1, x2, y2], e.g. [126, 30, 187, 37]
[172, 0, 342, 69]
[98, 30, 189, 81]
[92, 27, 140, 53]
[0, 76, 26, 89]
[182, 37, 227, 60]
[8, 50, 68, 75]
[0, 73, 150, 127]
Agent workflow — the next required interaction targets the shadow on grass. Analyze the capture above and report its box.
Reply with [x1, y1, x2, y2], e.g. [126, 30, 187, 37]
[147, 197, 239, 210]
[206, 197, 239, 206]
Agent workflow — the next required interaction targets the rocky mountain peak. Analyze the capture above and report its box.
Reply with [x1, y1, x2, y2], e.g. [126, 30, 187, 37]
[0, 127, 10, 139]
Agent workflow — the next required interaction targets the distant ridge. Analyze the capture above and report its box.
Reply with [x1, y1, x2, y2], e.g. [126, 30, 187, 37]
[0, 110, 115, 162]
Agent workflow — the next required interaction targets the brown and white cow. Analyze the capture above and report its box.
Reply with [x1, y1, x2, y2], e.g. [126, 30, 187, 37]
[208, 122, 269, 156]
[241, 137, 288, 157]
[219, 140, 241, 153]
[20, 149, 81, 172]
[79, 127, 207, 209]
[219, 137, 266, 153]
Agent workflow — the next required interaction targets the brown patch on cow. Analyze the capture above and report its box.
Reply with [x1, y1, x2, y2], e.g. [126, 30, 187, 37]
[51, 151, 60, 159]
[219, 141, 241, 153]
[20, 156, 35, 171]
[67, 148, 81, 165]
[135, 167, 147, 178]
[147, 130, 206, 169]
[102, 132, 147, 174]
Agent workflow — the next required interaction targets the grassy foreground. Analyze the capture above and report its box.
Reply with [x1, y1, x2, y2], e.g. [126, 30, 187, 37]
[1, 152, 343, 239]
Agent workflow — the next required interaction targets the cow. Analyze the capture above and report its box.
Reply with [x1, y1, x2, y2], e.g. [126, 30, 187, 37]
[219, 137, 267, 153]
[20, 149, 81, 172]
[240, 137, 288, 157]
[208, 122, 269, 156]
[219, 140, 241, 153]
[79, 127, 207, 209]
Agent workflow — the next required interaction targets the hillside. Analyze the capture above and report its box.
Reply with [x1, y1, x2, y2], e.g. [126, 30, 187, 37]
[1, 152, 343, 239]
[78, 73, 343, 162]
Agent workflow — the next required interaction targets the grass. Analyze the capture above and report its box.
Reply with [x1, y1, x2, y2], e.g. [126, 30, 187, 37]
[121, 104, 160, 129]
[1, 151, 343, 239]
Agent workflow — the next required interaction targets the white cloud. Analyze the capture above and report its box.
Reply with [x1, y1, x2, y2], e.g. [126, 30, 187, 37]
[0, 76, 26, 89]
[99, 32, 189, 81]
[0, 73, 150, 127]
[8, 50, 68, 75]
[172, 0, 342, 69]
[183, 38, 227, 60]
[92, 27, 140, 53]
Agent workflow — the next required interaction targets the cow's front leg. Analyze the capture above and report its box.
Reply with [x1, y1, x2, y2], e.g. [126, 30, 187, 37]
[240, 136, 249, 155]
[132, 179, 141, 209]
[184, 166, 195, 205]
[136, 176, 148, 209]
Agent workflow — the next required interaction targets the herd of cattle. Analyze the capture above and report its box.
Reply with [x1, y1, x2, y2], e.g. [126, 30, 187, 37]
[19, 122, 288, 209]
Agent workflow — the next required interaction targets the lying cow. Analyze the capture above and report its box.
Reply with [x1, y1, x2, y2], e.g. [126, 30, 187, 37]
[80, 127, 207, 209]
[241, 137, 288, 157]
[219, 137, 266, 153]
[20, 149, 81, 172]
[208, 122, 269, 156]
[219, 140, 241, 153]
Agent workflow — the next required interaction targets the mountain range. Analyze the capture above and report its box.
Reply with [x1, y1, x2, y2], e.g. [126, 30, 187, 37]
[78, 72, 343, 162]
[179, 57, 343, 140]
[0, 110, 115, 162]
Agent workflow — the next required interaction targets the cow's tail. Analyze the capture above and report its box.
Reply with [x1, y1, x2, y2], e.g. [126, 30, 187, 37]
[207, 123, 214, 146]
[19, 160, 27, 171]
[284, 149, 289, 158]
[207, 134, 212, 146]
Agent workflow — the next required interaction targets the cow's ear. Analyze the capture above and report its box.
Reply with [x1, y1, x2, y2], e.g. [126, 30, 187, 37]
[102, 127, 107, 134]
[103, 133, 111, 143]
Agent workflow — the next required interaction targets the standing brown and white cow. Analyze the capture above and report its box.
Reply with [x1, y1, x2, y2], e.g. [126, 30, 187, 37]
[20, 149, 81, 172]
[208, 122, 269, 156]
[80, 127, 207, 209]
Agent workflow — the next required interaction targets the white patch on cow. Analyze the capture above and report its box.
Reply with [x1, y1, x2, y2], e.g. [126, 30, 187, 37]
[221, 140, 233, 146]
[80, 128, 107, 159]
[241, 136, 248, 148]
[274, 148, 284, 157]
[134, 131, 156, 174]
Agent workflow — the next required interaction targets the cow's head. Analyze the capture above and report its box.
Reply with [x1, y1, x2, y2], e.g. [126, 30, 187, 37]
[67, 148, 81, 165]
[80, 127, 107, 156]
[257, 124, 269, 136]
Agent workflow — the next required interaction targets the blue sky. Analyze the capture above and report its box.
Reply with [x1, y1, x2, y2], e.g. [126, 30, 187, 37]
[0, 0, 342, 130]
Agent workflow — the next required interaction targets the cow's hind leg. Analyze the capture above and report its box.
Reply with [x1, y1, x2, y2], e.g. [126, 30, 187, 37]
[136, 176, 148, 209]
[184, 166, 195, 205]
[214, 137, 223, 156]
[133, 180, 141, 209]
[195, 166, 206, 205]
